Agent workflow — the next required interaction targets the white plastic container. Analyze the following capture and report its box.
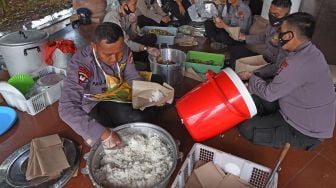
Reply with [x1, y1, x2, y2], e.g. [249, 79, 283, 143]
[0, 66, 66, 115]
[141, 26, 177, 45]
[171, 143, 278, 188]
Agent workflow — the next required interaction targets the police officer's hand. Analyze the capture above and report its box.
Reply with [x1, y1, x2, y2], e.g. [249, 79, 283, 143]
[238, 71, 253, 81]
[162, 16, 171, 23]
[147, 47, 161, 57]
[214, 17, 227, 29]
[238, 32, 246, 41]
[177, 1, 186, 15]
[128, 13, 137, 24]
[271, 33, 279, 46]
[101, 129, 122, 149]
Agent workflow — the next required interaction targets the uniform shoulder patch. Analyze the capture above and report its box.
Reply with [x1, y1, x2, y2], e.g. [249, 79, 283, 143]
[277, 60, 289, 74]
[78, 66, 91, 84]
[237, 10, 245, 19]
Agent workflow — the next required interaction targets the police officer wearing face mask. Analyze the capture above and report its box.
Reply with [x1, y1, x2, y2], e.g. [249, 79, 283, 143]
[104, 0, 161, 70]
[236, 12, 336, 150]
[228, 0, 292, 70]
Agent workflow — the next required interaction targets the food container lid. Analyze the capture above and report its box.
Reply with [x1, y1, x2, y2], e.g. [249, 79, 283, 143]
[37, 73, 64, 87]
[0, 30, 49, 46]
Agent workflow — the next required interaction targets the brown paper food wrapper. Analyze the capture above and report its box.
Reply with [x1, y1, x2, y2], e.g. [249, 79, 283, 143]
[132, 81, 174, 110]
[183, 67, 204, 82]
[25, 134, 70, 181]
[225, 26, 240, 41]
[235, 55, 268, 73]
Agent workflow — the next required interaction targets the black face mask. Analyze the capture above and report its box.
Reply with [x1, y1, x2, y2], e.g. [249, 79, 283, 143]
[278, 31, 294, 47]
[124, 5, 134, 15]
[269, 14, 283, 27]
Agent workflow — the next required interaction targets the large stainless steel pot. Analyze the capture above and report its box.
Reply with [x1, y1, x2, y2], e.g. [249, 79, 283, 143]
[0, 30, 49, 76]
[148, 48, 186, 85]
[82, 122, 179, 188]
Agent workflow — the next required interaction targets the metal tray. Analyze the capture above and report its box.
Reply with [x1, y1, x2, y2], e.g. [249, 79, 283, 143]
[0, 138, 80, 188]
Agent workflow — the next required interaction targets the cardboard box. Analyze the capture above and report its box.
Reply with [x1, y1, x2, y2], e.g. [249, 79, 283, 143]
[194, 162, 225, 188]
[185, 161, 252, 188]
[216, 175, 253, 188]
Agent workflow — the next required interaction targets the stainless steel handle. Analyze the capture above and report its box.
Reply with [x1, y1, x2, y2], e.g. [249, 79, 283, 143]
[19, 30, 27, 39]
[23, 46, 41, 56]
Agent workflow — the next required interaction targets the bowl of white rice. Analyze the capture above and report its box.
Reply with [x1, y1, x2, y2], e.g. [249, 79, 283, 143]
[82, 122, 178, 188]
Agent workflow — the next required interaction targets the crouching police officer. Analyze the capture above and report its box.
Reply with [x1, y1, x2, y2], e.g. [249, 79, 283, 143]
[237, 12, 336, 150]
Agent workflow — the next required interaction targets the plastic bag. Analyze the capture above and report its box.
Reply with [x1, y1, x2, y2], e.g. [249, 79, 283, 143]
[44, 40, 76, 66]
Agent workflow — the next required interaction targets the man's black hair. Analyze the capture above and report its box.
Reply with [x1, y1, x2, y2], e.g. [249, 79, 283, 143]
[271, 0, 292, 9]
[93, 22, 124, 44]
[284, 12, 316, 39]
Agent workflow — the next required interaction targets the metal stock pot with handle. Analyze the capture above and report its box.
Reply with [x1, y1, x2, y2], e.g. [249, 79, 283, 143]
[0, 30, 49, 76]
[148, 48, 186, 86]
[81, 122, 180, 188]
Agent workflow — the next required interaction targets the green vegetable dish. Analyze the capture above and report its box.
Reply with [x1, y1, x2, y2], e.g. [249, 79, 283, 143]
[147, 29, 174, 36]
[188, 59, 216, 65]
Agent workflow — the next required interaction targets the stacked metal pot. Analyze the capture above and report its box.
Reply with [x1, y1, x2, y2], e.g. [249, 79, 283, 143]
[0, 30, 49, 76]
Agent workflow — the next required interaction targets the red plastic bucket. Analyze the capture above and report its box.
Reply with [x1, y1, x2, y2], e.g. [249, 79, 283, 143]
[176, 68, 257, 141]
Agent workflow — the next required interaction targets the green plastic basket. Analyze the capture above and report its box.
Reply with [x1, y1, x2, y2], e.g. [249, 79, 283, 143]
[8, 74, 35, 95]
[184, 51, 225, 74]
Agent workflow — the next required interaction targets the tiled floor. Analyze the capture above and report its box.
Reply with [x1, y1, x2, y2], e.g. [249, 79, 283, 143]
[0, 22, 335, 188]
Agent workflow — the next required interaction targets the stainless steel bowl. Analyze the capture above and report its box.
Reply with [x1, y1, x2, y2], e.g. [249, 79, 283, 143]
[82, 122, 178, 188]
[148, 48, 186, 85]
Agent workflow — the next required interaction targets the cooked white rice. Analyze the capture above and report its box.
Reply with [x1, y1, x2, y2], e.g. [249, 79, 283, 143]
[95, 134, 173, 187]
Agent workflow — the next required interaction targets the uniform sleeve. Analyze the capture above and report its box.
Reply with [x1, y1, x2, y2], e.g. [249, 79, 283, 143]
[245, 33, 266, 44]
[153, 2, 167, 16]
[245, 24, 270, 44]
[254, 62, 279, 78]
[124, 35, 142, 52]
[103, 11, 119, 24]
[137, 0, 164, 23]
[222, 5, 230, 24]
[249, 59, 304, 102]
[123, 51, 144, 86]
[238, 6, 252, 34]
[58, 56, 106, 146]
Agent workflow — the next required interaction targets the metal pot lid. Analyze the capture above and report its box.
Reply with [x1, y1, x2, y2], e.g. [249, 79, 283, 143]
[0, 138, 80, 188]
[0, 30, 49, 46]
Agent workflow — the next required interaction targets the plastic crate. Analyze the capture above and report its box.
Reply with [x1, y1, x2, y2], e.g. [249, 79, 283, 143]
[0, 66, 66, 115]
[184, 51, 225, 74]
[141, 26, 177, 45]
[171, 143, 277, 188]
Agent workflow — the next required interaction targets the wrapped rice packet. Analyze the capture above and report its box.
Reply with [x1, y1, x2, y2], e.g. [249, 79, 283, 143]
[132, 81, 174, 110]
